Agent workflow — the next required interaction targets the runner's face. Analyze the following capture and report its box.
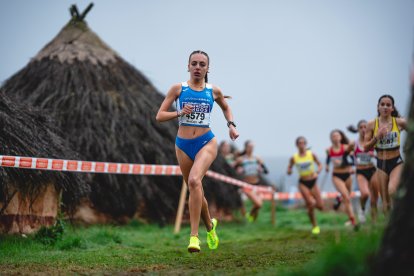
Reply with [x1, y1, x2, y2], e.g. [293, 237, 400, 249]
[296, 139, 306, 151]
[188, 53, 209, 81]
[221, 142, 231, 155]
[331, 131, 341, 144]
[358, 122, 367, 136]
[246, 143, 254, 154]
[377, 97, 394, 117]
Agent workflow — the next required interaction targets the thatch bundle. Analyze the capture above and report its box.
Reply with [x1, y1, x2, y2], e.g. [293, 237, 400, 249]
[0, 91, 88, 233]
[1, 5, 241, 224]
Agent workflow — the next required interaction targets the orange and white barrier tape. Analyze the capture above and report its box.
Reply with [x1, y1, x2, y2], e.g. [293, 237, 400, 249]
[0, 155, 271, 193]
[205, 170, 273, 193]
[0, 155, 182, 175]
[258, 190, 361, 201]
[0, 155, 358, 201]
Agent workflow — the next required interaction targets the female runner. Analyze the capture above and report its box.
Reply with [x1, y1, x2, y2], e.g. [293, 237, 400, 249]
[219, 140, 238, 168]
[348, 120, 379, 223]
[234, 140, 268, 222]
[287, 136, 324, 234]
[326, 129, 358, 229]
[156, 50, 239, 252]
[364, 95, 406, 213]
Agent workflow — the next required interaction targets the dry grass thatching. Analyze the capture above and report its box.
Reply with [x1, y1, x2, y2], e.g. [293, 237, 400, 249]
[0, 91, 89, 214]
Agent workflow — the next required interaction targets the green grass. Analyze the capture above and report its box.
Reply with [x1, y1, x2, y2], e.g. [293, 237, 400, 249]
[0, 202, 384, 275]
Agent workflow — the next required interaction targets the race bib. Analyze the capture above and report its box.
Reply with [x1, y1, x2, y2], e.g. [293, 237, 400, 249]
[377, 132, 399, 149]
[296, 161, 314, 177]
[297, 162, 312, 172]
[180, 102, 211, 126]
[331, 156, 343, 168]
[356, 153, 373, 166]
[243, 162, 259, 176]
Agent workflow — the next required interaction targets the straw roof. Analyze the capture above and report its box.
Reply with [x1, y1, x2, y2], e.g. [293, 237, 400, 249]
[0, 91, 88, 213]
[1, 5, 241, 223]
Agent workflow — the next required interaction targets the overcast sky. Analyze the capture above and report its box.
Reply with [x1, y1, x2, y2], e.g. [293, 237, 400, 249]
[1, 0, 413, 159]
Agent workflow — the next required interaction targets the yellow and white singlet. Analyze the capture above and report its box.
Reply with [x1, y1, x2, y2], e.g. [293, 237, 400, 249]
[293, 150, 315, 178]
[373, 117, 401, 151]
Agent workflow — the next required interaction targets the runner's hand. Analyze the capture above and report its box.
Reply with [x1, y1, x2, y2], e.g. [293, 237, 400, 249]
[181, 104, 193, 115]
[317, 166, 322, 174]
[229, 125, 239, 141]
[236, 166, 244, 174]
[378, 126, 388, 139]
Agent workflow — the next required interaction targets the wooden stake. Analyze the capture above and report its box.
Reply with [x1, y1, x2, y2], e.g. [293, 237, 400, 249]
[271, 189, 276, 226]
[174, 179, 187, 234]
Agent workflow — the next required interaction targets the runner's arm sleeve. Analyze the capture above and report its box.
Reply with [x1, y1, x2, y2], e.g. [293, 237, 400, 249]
[326, 155, 331, 165]
[261, 163, 269, 174]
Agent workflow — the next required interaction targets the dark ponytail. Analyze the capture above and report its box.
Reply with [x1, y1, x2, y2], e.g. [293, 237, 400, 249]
[347, 125, 358, 133]
[377, 94, 401, 117]
[347, 120, 367, 133]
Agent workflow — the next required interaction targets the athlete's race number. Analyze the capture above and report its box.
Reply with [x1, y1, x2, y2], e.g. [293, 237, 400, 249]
[186, 113, 205, 120]
[181, 102, 211, 126]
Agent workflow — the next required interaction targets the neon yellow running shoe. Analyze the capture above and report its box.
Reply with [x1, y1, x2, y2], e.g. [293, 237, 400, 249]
[187, 236, 201, 253]
[311, 226, 320, 235]
[246, 213, 254, 223]
[207, 218, 219, 250]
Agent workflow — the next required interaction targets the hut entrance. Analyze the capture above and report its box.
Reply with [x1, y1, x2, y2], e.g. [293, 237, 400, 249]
[0, 184, 59, 234]
[0, 91, 87, 235]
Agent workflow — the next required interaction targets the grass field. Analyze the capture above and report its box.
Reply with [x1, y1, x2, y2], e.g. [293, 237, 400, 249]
[0, 202, 384, 275]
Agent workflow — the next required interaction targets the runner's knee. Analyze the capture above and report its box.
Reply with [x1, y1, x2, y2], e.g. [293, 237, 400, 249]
[306, 199, 316, 209]
[342, 195, 351, 204]
[316, 201, 324, 210]
[388, 185, 397, 196]
[188, 176, 202, 191]
[360, 191, 369, 201]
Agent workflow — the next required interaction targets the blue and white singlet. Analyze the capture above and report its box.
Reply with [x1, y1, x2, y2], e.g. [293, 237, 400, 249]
[176, 82, 214, 128]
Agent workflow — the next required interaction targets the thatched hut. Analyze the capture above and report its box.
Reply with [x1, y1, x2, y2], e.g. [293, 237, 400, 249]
[0, 91, 88, 234]
[1, 4, 241, 224]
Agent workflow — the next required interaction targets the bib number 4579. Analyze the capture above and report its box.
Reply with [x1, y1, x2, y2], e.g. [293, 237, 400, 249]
[186, 112, 205, 120]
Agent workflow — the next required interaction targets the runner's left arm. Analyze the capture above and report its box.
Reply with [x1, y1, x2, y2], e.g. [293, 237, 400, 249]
[397, 117, 407, 131]
[287, 157, 294, 175]
[363, 120, 377, 152]
[312, 153, 323, 174]
[325, 149, 331, 172]
[257, 157, 269, 174]
[214, 85, 239, 141]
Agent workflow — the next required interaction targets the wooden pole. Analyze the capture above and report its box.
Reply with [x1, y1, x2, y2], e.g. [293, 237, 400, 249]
[80, 3, 94, 20]
[174, 180, 187, 234]
[271, 189, 276, 226]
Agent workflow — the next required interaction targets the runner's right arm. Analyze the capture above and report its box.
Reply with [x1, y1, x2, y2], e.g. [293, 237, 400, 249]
[313, 153, 323, 174]
[156, 83, 192, 122]
[287, 157, 294, 175]
[325, 149, 330, 172]
[363, 120, 377, 152]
